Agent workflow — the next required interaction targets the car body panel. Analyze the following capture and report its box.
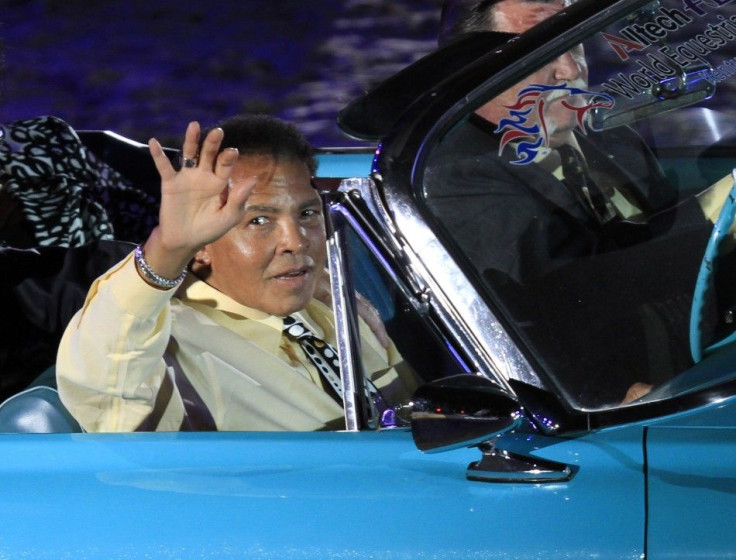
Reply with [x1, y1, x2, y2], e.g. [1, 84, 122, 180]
[9, 397, 736, 558]
[647, 426, 736, 558]
[315, 151, 374, 179]
[646, 395, 736, 558]
[0, 427, 647, 559]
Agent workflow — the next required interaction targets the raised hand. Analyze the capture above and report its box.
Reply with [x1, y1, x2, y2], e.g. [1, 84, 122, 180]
[143, 122, 256, 280]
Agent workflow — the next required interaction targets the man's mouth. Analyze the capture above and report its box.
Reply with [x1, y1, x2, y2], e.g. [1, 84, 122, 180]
[273, 267, 311, 280]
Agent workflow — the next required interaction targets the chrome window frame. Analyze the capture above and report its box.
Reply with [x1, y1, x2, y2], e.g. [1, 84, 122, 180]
[364, 0, 680, 430]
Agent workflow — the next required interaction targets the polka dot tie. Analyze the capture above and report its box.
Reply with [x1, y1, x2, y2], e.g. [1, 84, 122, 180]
[283, 315, 343, 403]
[282, 315, 381, 424]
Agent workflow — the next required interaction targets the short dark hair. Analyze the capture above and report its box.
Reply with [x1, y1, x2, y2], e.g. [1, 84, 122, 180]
[205, 114, 317, 176]
[438, 0, 564, 46]
[439, 0, 499, 46]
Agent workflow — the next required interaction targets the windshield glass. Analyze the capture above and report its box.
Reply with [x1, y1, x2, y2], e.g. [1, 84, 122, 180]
[420, 0, 736, 410]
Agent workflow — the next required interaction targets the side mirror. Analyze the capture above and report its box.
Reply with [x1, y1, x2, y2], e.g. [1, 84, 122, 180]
[410, 374, 522, 453]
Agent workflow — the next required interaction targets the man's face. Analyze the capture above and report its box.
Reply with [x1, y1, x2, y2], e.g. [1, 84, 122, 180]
[196, 154, 326, 317]
[476, 0, 588, 147]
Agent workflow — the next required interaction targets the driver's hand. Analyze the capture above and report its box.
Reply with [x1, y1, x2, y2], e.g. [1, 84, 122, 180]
[698, 172, 735, 224]
[622, 382, 653, 404]
[697, 170, 736, 252]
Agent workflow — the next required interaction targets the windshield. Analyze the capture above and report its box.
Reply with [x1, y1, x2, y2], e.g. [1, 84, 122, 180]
[419, 0, 736, 410]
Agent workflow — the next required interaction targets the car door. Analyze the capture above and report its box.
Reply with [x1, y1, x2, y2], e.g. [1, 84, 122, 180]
[0, 425, 648, 558]
[646, 402, 736, 558]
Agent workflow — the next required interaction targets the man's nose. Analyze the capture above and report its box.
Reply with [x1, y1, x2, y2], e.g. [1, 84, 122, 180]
[553, 51, 583, 81]
[279, 220, 308, 253]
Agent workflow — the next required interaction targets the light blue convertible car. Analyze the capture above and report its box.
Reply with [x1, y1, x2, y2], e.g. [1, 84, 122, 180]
[1, 0, 736, 557]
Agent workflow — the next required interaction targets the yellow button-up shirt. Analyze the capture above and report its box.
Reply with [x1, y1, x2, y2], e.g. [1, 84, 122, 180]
[56, 252, 415, 432]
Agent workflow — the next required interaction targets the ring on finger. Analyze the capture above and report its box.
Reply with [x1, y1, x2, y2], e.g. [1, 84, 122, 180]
[180, 156, 198, 169]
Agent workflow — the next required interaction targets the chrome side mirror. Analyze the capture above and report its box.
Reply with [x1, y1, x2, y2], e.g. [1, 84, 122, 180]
[410, 374, 522, 453]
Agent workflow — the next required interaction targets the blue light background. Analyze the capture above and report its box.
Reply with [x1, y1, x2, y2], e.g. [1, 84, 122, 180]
[1, 0, 442, 147]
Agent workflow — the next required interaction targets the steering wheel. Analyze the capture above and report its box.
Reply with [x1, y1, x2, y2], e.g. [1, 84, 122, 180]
[690, 170, 736, 363]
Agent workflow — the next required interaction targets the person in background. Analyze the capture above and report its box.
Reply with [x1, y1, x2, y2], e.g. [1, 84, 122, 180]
[426, 0, 715, 283]
[424, 0, 736, 404]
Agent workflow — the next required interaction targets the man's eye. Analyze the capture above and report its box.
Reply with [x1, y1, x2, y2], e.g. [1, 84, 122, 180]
[302, 209, 321, 218]
[250, 216, 269, 226]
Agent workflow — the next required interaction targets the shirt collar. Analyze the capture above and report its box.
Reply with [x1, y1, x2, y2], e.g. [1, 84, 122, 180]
[177, 273, 330, 336]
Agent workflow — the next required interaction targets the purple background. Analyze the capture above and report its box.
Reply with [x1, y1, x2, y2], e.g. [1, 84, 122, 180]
[1, 0, 443, 148]
[6, 1, 736, 152]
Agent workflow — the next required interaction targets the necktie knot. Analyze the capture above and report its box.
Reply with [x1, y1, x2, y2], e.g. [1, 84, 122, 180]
[556, 144, 618, 224]
[283, 315, 313, 341]
[558, 145, 592, 192]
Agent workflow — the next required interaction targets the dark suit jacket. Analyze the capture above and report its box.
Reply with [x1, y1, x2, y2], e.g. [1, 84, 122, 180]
[422, 115, 714, 406]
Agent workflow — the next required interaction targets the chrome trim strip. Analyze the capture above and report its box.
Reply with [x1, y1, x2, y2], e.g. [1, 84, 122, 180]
[323, 196, 365, 431]
[387, 187, 542, 390]
[339, 176, 543, 392]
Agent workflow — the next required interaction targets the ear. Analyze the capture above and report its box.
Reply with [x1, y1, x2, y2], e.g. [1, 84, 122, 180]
[190, 246, 212, 277]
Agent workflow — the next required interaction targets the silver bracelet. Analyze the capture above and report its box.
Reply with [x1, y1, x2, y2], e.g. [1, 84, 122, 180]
[134, 245, 187, 289]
